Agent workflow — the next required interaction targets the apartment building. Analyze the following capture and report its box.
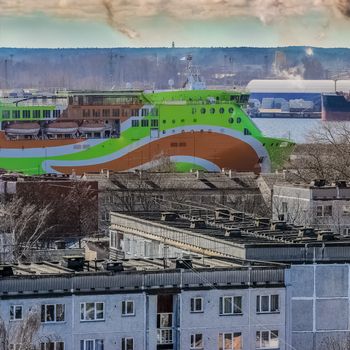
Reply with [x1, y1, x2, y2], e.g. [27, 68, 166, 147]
[0, 258, 286, 350]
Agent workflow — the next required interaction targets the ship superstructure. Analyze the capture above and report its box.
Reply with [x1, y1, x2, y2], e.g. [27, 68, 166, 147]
[322, 92, 350, 121]
[0, 87, 294, 175]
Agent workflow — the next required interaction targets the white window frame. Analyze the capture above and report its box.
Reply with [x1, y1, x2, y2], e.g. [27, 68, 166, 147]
[220, 296, 242, 315]
[122, 300, 135, 316]
[256, 330, 279, 349]
[256, 295, 279, 313]
[219, 332, 242, 350]
[190, 297, 204, 313]
[41, 304, 65, 323]
[121, 337, 134, 350]
[190, 333, 204, 349]
[80, 302, 105, 321]
[80, 339, 104, 350]
[10, 305, 23, 321]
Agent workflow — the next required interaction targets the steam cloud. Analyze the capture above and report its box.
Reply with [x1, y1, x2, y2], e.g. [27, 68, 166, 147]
[0, 0, 349, 39]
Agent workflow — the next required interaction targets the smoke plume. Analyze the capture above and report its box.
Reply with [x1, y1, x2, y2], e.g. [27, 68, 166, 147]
[0, 0, 349, 39]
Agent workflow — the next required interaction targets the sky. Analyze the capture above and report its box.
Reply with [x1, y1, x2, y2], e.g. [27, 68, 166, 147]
[0, 0, 349, 48]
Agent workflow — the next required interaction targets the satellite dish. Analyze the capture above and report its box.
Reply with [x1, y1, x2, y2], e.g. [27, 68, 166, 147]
[168, 79, 174, 89]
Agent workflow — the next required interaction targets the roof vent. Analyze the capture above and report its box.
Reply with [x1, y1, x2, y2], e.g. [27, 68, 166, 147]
[271, 221, 287, 231]
[317, 231, 335, 241]
[335, 180, 347, 188]
[61, 256, 85, 271]
[229, 211, 244, 222]
[190, 218, 206, 229]
[102, 261, 124, 272]
[311, 179, 326, 187]
[161, 212, 178, 222]
[55, 240, 66, 250]
[255, 217, 270, 228]
[225, 229, 241, 238]
[298, 227, 316, 238]
[176, 258, 193, 269]
[215, 208, 230, 219]
[0, 265, 13, 277]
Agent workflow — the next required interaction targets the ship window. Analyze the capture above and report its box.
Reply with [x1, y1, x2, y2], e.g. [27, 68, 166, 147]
[53, 110, 61, 118]
[236, 117, 241, 124]
[193, 119, 197, 122]
[181, 119, 185, 123]
[23, 110, 31, 119]
[83, 109, 90, 118]
[210, 108, 215, 114]
[228, 118, 234, 124]
[2, 110, 10, 119]
[131, 120, 139, 127]
[151, 119, 158, 127]
[244, 128, 251, 135]
[93, 109, 100, 118]
[102, 109, 110, 117]
[33, 110, 41, 118]
[141, 120, 149, 127]
[112, 109, 120, 117]
[12, 110, 20, 119]
[192, 108, 196, 115]
[219, 107, 225, 114]
[172, 120, 176, 124]
[43, 110, 51, 119]
[151, 108, 159, 116]
[200, 108, 206, 114]
[228, 107, 234, 114]
[162, 120, 166, 124]
[141, 109, 149, 117]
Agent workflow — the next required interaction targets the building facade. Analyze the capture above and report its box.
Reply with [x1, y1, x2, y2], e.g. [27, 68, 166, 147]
[0, 265, 286, 350]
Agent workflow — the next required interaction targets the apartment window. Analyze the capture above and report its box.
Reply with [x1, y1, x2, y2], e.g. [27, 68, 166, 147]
[33, 110, 41, 118]
[80, 339, 104, 350]
[190, 297, 203, 313]
[10, 305, 23, 321]
[41, 304, 65, 323]
[40, 342, 64, 350]
[256, 330, 279, 349]
[282, 202, 288, 213]
[131, 120, 139, 127]
[218, 332, 242, 350]
[316, 205, 333, 217]
[43, 110, 51, 119]
[12, 110, 20, 119]
[122, 300, 135, 316]
[190, 334, 203, 349]
[9, 345, 21, 350]
[121, 338, 134, 350]
[23, 110, 31, 118]
[219, 296, 242, 315]
[324, 205, 333, 217]
[256, 295, 279, 313]
[2, 110, 10, 118]
[80, 302, 104, 321]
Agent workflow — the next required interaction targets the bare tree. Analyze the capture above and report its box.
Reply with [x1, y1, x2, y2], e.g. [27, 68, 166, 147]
[288, 122, 350, 182]
[320, 334, 350, 350]
[0, 197, 53, 263]
[0, 307, 41, 350]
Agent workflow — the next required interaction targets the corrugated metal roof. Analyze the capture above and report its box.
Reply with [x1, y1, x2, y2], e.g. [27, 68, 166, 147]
[247, 80, 350, 93]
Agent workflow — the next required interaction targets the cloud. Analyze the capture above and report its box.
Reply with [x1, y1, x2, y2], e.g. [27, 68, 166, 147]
[0, 0, 349, 39]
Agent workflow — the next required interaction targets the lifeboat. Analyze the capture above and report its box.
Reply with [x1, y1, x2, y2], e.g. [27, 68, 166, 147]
[46, 121, 78, 135]
[78, 121, 111, 133]
[5, 122, 40, 136]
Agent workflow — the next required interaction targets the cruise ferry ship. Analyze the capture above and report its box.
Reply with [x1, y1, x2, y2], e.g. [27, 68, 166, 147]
[0, 60, 294, 175]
